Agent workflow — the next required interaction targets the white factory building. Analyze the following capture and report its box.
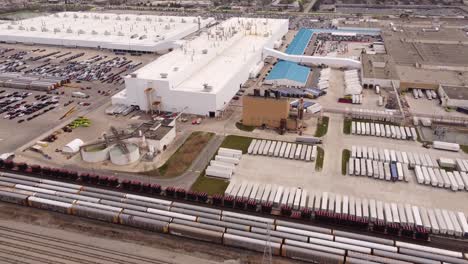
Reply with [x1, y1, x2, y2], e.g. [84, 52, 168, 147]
[112, 17, 289, 116]
[0, 12, 215, 53]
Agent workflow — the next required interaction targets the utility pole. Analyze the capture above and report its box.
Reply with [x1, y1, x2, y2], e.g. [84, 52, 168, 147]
[262, 223, 272, 264]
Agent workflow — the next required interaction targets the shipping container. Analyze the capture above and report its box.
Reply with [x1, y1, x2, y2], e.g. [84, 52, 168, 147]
[261, 184, 272, 203]
[396, 151, 403, 163]
[407, 152, 415, 168]
[366, 159, 373, 177]
[405, 127, 412, 139]
[321, 192, 329, 212]
[401, 152, 408, 164]
[390, 150, 396, 162]
[442, 209, 455, 235]
[378, 148, 385, 162]
[362, 146, 368, 159]
[384, 162, 391, 181]
[262, 141, 271, 155]
[427, 168, 438, 187]
[311, 146, 317, 161]
[360, 159, 366, 176]
[384, 149, 390, 162]
[390, 162, 398, 181]
[355, 198, 362, 219]
[390, 126, 396, 138]
[399, 126, 407, 140]
[268, 141, 277, 156]
[456, 212, 468, 238]
[412, 206, 423, 228]
[248, 139, 257, 154]
[294, 144, 302, 160]
[447, 172, 459, 191]
[305, 145, 312, 162]
[376, 201, 384, 223]
[273, 186, 284, 207]
[397, 204, 407, 227]
[402, 164, 411, 182]
[440, 169, 451, 189]
[299, 189, 307, 210]
[274, 142, 282, 157]
[268, 185, 278, 204]
[356, 122, 362, 135]
[449, 211, 463, 237]
[372, 160, 379, 179]
[419, 207, 431, 231]
[375, 123, 381, 136]
[378, 161, 385, 180]
[335, 195, 342, 215]
[287, 188, 296, 208]
[424, 154, 433, 168]
[455, 158, 466, 171]
[253, 140, 261, 155]
[385, 125, 391, 138]
[289, 144, 296, 159]
[435, 208, 447, 234]
[370, 123, 375, 136]
[379, 124, 385, 137]
[355, 158, 361, 176]
[368, 147, 374, 160]
[369, 199, 377, 222]
[348, 158, 355, 176]
[384, 203, 393, 224]
[396, 162, 404, 181]
[427, 209, 439, 234]
[395, 126, 401, 139]
[356, 146, 362, 158]
[364, 122, 370, 135]
[280, 142, 287, 158]
[414, 166, 424, 184]
[405, 204, 415, 228]
[434, 169, 444, 188]
[342, 196, 349, 217]
[433, 141, 460, 152]
[421, 166, 431, 185]
[453, 171, 465, 190]
[413, 153, 421, 166]
[349, 196, 356, 219]
[284, 143, 292, 158]
[460, 172, 468, 191]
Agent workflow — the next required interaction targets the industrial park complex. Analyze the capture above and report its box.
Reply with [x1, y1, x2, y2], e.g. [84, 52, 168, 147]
[0, 4, 468, 263]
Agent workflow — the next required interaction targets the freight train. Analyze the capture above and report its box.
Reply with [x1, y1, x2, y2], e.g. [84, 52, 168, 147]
[0, 172, 467, 264]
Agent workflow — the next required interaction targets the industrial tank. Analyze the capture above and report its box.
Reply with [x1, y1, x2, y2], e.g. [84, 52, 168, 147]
[109, 143, 140, 165]
[81, 144, 110, 163]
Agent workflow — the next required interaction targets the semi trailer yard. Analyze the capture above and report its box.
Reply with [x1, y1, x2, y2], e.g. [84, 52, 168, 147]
[0, 9, 468, 264]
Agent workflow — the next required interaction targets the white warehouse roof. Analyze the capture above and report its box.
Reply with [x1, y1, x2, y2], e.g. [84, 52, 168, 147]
[0, 12, 215, 53]
[114, 17, 289, 115]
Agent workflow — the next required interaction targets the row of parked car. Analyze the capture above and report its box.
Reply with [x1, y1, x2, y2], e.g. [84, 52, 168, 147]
[0, 91, 59, 123]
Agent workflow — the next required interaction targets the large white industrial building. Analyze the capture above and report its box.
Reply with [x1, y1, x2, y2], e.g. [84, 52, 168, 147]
[0, 12, 215, 53]
[112, 17, 289, 116]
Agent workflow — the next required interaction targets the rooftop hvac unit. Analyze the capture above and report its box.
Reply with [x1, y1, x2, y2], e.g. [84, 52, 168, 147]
[146, 17, 152, 22]
[202, 49, 208, 54]
[136, 17, 141, 21]
[125, 17, 130, 21]
[104, 30, 110, 35]
[30, 26, 37, 31]
[173, 67, 179, 72]
[92, 30, 98, 35]
[160, 73, 168, 79]
[78, 29, 85, 34]
[181, 18, 186, 23]
[130, 73, 138, 78]
[104, 16, 109, 20]
[118, 31, 124, 36]
[131, 34, 138, 39]
[63, 13, 68, 18]
[139, 35, 147, 40]
[54, 13, 59, 17]
[42, 27, 49, 32]
[170, 18, 174, 22]
[116, 16, 121, 20]
[158, 18, 163, 22]
[54, 28, 61, 33]
[203, 83, 213, 92]
[164, 24, 171, 30]
[73, 14, 78, 18]
[7, 25, 13, 30]
[66, 28, 73, 33]
[84, 15, 89, 19]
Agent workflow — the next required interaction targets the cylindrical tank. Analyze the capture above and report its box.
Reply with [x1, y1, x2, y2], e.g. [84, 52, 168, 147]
[81, 144, 110, 163]
[109, 143, 140, 165]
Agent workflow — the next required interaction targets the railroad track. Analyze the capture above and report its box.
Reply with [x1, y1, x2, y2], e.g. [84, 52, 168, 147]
[0, 225, 171, 264]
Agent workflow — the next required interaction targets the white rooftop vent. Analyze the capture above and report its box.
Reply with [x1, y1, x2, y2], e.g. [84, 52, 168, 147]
[92, 30, 98, 35]
[202, 49, 208, 54]
[164, 24, 171, 30]
[30, 26, 37, 31]
[160, 73, 168, 79]
[125, 16, 130, 21]
[158, 18, 163, 22]
[78, 29, 85, 34]
[203, 83, 212, 92]
[181, 18, 186, 23]
[19, 25, 25, 30]
[54, 28, 61, 33]
[42, 27, 49, 32]
[170, 18, 174, 22]
[7, 25, 13, 30]
[118, 31, 124, 36]
[104, 30, 111, 36]
[173, 67, 179, 72]
[66, 28, 73, 33]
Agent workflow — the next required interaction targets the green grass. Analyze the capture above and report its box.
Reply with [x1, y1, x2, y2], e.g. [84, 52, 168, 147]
[342, 149, 350, 175]
[314, 116, 329, 137]
[190, 135, 253, 195]
[140, 131, 214, 178]
[219, 135, 253, 154]
[462, 145, 468, 154]
[343, 119, 352, 135]
[315, 146, 324, 171]
[235, 122, 256, 132]
[190, 176, 229, 196]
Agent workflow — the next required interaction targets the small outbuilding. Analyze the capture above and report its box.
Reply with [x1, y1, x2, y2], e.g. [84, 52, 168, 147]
[63, 138, 84, 153]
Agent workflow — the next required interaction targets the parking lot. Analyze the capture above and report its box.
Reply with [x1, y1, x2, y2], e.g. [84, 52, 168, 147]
[0, 43, 155, 153]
